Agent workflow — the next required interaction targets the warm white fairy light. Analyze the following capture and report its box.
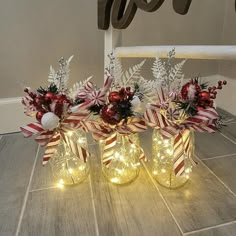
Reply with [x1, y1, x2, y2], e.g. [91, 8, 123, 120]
[153, 170, 158, 175]
[160, 155, 165, 160]
[67, 131, 73, 136]
[57, 179, 64, 189]
[164, 140, 169, 145]
[131, 144, 136, 149]
[110, 177, 120, 183]
[185, 168, 192, 174]
[161, 168, 166, 173]
[78, 138, 85, 144]
[79, 165, 86, 171]
[166, 149, 173, 155]
[115, 168, 124, 174]
[68, 168, 73, 174]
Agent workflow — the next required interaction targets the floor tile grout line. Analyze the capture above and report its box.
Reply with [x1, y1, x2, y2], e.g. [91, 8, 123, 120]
[183, 220, 236, 235]
[195, 154, 236, 198]
[30, 186, 57, 193]
[201, 152, 236, 161]
[89, 174, 100, 236]
[220, 132, 236, 144]
[15, 145, 40, 236]
[142, 161, 184, 236]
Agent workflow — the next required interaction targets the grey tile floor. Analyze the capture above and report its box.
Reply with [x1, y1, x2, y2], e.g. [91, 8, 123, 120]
[1, 109, 236, 236]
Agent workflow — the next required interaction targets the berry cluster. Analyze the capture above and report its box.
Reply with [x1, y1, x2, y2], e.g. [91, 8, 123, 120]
[101, 87, 135, 125]
[23, 87, 71, 122]
[179, 79, 227, 115]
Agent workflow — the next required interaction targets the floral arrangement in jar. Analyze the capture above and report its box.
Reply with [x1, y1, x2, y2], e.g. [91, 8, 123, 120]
[144, 49, 227, 189]
[80, 55, 149, 184]
[20, 56, 93, 186]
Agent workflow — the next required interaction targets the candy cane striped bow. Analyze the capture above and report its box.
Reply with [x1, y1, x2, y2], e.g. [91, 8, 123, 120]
[81, 117, 147, 166]
[20, 112, 90, 165]
[144, 106, 219, 176]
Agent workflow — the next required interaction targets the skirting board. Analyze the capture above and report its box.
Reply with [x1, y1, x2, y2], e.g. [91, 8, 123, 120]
[0, 97, 32, 134]
[0, 75, 235, 134]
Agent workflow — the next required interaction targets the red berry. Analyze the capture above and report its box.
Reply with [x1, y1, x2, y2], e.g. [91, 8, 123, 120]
[198, 91, 210, 101]
[209, 100, 214, 107]
[24, 88, 29, 93]
[45, 92, 54, 100]
[218, 81, 222, 85]
[223, 80, 227, 85]
[108, 91, 121, 103]
[217, 85, 222, 90]
[36, 111, 44, 122]
[212, 86, 216, 90]
[197, 106, 204, 111]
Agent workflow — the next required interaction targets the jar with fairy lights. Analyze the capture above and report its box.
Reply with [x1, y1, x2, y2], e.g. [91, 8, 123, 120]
[152, 129, 194, 189]
[50, 130, 89, 186]
[100, 133, 141, 185]
[20, 56, 91, 188]
[144, 51, 227, 189]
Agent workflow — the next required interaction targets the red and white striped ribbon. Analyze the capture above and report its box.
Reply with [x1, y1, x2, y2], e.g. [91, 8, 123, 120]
[42, 132, 61, 165]
[144, 106, 170, 129]
[20, 122, 44, 138]
[102, 132, 117, 166]
[62, 111, 89, 129]
[80, 120, 112, 141]
[35, 130, 54, 146]
[64, 135, 89, 163]
[102, 118, 147, 166]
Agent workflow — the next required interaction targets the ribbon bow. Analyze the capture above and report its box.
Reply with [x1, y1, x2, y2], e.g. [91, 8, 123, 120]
[81, 117, 147, 166]
[144, 104, 219, 176]
[20, 111, 90, 165]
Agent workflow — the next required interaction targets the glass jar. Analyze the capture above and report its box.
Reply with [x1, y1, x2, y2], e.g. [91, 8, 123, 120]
[50, 130, 89, 186]
[152, 129, 194, 189]
[100, 133, 141, 185]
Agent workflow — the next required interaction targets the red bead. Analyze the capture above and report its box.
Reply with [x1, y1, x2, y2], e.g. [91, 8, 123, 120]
[212, 86, 216, 90]
[108, 91, 121, 103]
[197, 106, 204, 111]
[223, 80, 227, 85]
[45, 92, 54, 100]
[36, 111, 44, 122]
[24, 88, 29, 93]
[198, 91, 210, 101]
[209, 100, 214, 107]
[218, 81, 222, 85]
[217, 85, 222, 90]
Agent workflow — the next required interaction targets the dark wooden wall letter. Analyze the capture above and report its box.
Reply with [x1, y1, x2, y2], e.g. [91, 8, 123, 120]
[173, 0, 192, 15]
[111, 0, 165, 29]
[98, 0, 236, 30]
[98, 0, 114, 31]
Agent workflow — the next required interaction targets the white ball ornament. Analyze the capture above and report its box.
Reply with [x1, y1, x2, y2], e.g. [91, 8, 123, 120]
[41, 112, 60, 130]
[131, 96, 143, 113]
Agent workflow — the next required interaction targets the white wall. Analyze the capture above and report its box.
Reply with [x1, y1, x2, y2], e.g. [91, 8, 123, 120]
[0, 0, 235, 133]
